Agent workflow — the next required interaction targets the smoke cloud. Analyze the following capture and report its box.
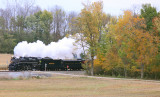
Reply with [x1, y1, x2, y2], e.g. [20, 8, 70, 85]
[14, 35, 86, 59]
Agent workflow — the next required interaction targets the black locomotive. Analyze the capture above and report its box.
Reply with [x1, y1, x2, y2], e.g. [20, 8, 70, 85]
[8, 57, 84, 71]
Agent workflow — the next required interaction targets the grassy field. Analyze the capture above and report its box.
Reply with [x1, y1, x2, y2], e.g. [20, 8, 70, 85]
[0, 54, 160, 97]
[0, 54, 12, 65]
[0, 54, 12, 70]
[0, 74, 160, 97]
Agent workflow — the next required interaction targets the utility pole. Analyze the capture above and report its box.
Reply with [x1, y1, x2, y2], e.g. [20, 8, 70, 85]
[45, 63, 47, 71]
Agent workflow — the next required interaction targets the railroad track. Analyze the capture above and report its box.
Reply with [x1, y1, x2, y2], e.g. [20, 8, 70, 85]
[0, 71, 86, 79]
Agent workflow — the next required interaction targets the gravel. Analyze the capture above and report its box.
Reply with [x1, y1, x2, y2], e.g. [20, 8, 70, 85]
[0, 71, 86, 79]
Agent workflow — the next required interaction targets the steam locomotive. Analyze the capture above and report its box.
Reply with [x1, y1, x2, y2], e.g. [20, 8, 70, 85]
[8, 57, 84, 71]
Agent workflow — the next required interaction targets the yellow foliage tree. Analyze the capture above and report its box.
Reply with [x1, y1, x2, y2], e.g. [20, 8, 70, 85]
[76, 1, 106, 76]
[113, 11, 158, 78]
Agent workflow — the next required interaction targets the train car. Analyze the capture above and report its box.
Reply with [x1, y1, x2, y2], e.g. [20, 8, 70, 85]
[8, 57, 18, 71]
[8, 57, 84, 71]
[40, 58, 63, 71]
[9, 57, 41, 71]
[62, 59, 83, 70]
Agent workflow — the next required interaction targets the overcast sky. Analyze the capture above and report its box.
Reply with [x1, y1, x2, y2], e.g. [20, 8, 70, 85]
[0, 0, 160, 16]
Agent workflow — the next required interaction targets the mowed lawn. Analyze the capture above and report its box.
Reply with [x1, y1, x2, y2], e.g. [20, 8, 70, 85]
[0, 75, 160, 97]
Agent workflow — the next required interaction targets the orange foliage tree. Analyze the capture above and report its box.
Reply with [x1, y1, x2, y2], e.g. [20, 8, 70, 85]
[95, 11, 159, 78]
[114, 11, 158, 78]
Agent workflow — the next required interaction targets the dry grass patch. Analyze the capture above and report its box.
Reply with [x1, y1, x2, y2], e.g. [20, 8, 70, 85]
[0, 75, 160, 97]
[0, 54, 12, 65]
[0, 54, 12, 70]
[0, 54, 12, 64]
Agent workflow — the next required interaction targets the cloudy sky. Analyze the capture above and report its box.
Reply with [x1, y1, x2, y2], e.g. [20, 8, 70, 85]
[1, 0, 160, 16]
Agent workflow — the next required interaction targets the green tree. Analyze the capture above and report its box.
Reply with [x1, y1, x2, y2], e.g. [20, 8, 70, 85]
[140, 4, 158, 31]
[51, 6, 66, 42]
[0, 16, 16, 53]
[152, 14, 160, 78]
[24, 15, 37, 42]
[40, 10, 53, 44]
[0, 32, 16, 53]
[25, 10, 53, 44]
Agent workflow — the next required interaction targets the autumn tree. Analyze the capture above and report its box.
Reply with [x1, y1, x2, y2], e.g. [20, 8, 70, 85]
[153, 14, 160, 36]
[75, 1, 106, 75]
[112, 11, 158, 78]
[94, 16, 118, 75]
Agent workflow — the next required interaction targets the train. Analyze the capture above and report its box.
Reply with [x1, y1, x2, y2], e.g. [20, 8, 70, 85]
[8, 57, 85, 71]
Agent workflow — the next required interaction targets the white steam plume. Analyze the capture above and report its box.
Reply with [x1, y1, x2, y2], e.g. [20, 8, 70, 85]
[14, 35, 87, 59]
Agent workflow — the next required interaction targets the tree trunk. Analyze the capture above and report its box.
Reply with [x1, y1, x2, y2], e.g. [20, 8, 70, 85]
[124, 68, 127, 78]
[98, 27, 102, 43]
[91, 56, 94, 76]
[112, 70, 114, 76]
[141, 63, 144, 79]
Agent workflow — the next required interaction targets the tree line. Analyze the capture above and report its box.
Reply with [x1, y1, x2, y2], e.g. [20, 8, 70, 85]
[0, 1, 159, 79]
[0, 0, 78, 53]
[75, 1, 159, 79]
